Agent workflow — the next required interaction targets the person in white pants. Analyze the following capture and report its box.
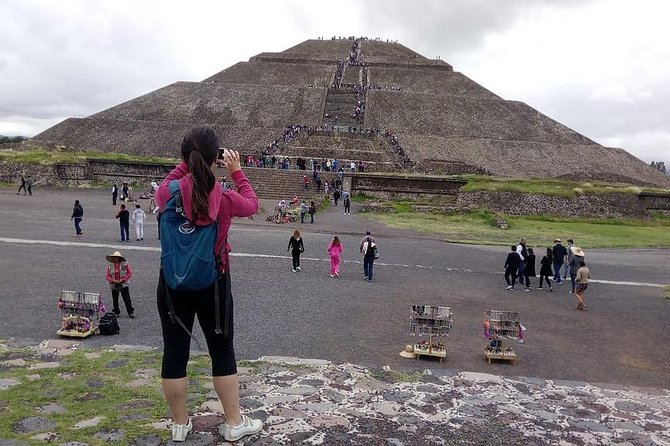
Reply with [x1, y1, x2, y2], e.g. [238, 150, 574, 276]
[132, 204, 147, 241]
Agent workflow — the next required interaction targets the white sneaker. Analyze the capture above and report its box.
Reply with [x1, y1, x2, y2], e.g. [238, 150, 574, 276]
[292, 269, 297, 273]
[223, 415, 263, 442]
[171, 419, 192, 442]
[330, 274, 335, 278]
[296, 267, 301, 271]
[505, 285, 513, 290]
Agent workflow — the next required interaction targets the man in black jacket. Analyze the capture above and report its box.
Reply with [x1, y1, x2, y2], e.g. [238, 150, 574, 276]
[551, 239, 568, 284]
[504, 245, 521, 290]
[70, 200, 84, 235]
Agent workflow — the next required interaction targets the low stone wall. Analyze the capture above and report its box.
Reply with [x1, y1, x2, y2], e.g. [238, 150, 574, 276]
[639, 192, 670, 211]
[457, 191, 649, 218]
[351, 173, 466, 198]
[1, 160, 173, 187]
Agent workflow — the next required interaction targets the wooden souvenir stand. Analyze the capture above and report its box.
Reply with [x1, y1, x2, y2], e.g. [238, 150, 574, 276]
[483, 309, 520, 365]
[56, 291, 102, 338]
[410, 305, 453, 363]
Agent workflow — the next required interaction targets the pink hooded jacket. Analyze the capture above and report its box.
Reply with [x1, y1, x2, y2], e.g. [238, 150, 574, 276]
[155, 162, 258, 273]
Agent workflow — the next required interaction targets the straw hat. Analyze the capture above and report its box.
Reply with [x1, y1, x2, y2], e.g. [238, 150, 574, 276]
[399, 344, 417, 359]
[554, 238, 562, 243]
[106, 251, 126, 262]
[570, 246, 585, 257]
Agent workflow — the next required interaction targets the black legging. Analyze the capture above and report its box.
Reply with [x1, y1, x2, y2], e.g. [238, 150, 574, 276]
[291, 249, 301, 269]
[156, 272, 236, 379]
[538, 274, 552, 288]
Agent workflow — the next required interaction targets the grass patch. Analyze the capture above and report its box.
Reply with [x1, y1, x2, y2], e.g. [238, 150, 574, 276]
[664, 286, 670, 300]
[0, 349, 171, 445]
[351, 192, 375, 203]
[459, 175, 670, 197]
[0, 148, 178, 166]
[363, 211, 670, 249]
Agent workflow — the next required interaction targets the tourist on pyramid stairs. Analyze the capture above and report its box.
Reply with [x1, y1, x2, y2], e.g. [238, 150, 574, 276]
[504, 245, 521, 290]
[105, 250, 134, 318]
[303, 175, 310, 190]
[523, 248, 536, 291]
[116, 204, 130, 242]
[154, 127, 262, 442]
[537, 248, 553, 291]
[551, 239, 568, 284]
[288, 229, 305, 272]
[70, 199, 84, 235]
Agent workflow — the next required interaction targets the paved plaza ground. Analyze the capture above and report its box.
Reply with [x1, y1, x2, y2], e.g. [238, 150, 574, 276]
[1, 186, 669, 445]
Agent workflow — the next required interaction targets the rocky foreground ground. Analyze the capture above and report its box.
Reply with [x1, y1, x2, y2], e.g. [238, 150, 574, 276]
[1, 339, 668, 446]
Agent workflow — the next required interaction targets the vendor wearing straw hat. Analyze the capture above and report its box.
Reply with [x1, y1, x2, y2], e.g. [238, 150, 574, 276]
[105, 251, 135, 318]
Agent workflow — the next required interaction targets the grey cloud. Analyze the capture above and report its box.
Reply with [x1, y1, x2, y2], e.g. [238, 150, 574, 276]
[359, 0, 596, 57]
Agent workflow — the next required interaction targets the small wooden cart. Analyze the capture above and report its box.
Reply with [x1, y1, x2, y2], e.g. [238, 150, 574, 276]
[57, 291, 102, 338]
[410, 305, 453, 363]
[483, 309, 520, 365]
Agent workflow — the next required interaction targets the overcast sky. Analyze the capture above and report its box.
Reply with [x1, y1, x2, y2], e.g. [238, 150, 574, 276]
[1, 0, 668, 163]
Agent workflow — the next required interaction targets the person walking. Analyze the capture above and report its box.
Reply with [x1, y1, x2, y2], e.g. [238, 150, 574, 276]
[562, 239, 574, 280]
[112, 183, 118, 205]
[25, 176, 33, 196]
[299, 200, 308, 224]
[537, 248, 553, 291]
[551, 239, 568, 284]
[333, 188, 341, 206]
[17, 174, 27, 195]
[343, 192, 351, 215]
[154, 127, 262, 442]
[287, 229, 305, 272]
[327, 236, 343, 277]
[70, 200, 84, 235]
[568, 246, 585, 294]
[308, 201, 317, 223]
[524, 248, 536, 291]
[116, 204, 130, 242]
[105, 251, 135, 318]
[574, 260, 590, 310]
[516, 239, 528, 288]
[132, 204, 147, 241]
[504, 245, 521, 290]
[360, 231, 377, 281]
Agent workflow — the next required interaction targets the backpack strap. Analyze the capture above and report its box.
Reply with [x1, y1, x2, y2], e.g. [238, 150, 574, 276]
[168, 180, 185, 217]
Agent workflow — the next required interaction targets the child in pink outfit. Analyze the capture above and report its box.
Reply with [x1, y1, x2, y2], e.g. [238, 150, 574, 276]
[327, 236, 343, 277]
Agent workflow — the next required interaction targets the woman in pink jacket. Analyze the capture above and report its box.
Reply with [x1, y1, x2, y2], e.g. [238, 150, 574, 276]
[327, 235, 344, 277]
[154, 127, 262, 442]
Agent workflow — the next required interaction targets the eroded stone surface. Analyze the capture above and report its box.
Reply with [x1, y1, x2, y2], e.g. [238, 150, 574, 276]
[14, 417, 56, 433]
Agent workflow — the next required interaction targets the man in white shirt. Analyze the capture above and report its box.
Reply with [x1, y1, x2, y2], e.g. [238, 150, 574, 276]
[132, 204, 147, 241]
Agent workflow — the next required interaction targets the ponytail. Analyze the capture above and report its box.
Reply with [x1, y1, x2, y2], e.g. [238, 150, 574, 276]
[188, 150, 215, 221]
[180, 126, 221, 221]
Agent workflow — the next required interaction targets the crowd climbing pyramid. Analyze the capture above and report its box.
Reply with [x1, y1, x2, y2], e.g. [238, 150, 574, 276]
[33, 37, 669, 187]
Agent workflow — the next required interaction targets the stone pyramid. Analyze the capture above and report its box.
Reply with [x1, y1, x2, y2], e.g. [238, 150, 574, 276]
[32, 38, 669, 187]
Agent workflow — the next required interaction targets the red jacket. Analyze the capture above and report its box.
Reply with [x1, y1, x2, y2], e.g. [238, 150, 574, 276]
[155, 162, 258, 272]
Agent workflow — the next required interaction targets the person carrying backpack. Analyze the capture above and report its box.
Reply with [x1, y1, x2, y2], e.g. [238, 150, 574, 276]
[154, 127, 262, 443]
[360, 231, 377, 281]
[308, 200, 317, 223]
[343, 191, 351, 215]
